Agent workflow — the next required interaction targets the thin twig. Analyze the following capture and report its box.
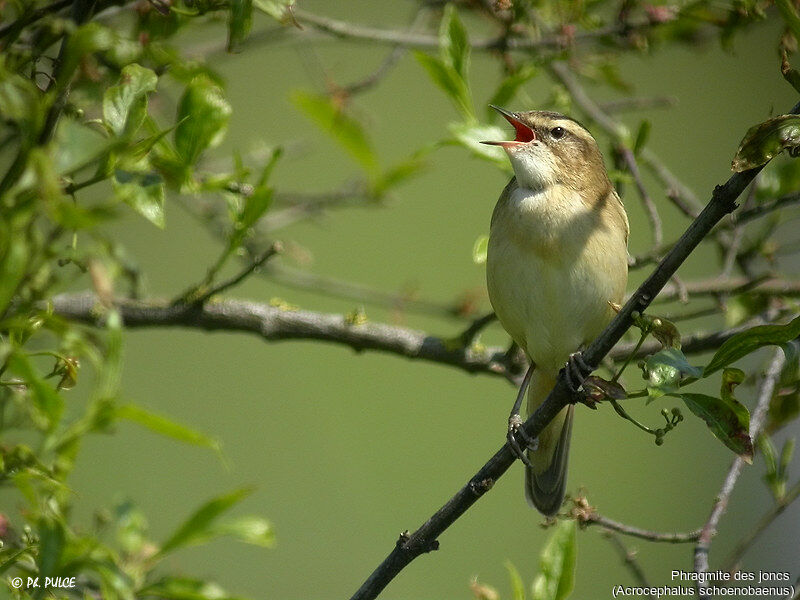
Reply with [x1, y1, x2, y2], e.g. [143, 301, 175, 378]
[548, 61, 703, 219]
[457, 313, 497, 346]
[619, 146, 663, 247]
[291, 8, 676, 53]
[581, 511, 701, 543]
[694, 348, 787, 600]
[603, 531, 656, 600]
[189, 242, 283, 305]
[599, 96, 678, 114]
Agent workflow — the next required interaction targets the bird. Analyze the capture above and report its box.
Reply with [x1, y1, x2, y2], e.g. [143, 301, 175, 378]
[482, 106, 629, 516]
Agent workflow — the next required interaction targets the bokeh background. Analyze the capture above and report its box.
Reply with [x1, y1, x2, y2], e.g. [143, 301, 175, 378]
[57, 2, 800, 598]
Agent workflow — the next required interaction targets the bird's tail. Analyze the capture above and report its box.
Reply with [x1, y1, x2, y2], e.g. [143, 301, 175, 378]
[524, 368, 574, 516]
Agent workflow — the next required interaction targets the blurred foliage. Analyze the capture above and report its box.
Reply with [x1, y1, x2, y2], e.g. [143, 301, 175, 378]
[0, 0, 800, 597]
[469, 521, 576, 600]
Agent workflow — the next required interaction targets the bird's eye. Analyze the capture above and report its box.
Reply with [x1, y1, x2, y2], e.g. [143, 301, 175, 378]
[550, 126, 566, 139]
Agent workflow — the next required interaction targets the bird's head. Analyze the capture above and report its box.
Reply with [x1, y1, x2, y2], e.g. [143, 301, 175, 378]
[482, 106, 609, 193]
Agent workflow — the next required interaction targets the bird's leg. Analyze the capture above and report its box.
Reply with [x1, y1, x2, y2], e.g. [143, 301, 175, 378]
[563, 351, 594, 398]
[507, 362, 537, 467]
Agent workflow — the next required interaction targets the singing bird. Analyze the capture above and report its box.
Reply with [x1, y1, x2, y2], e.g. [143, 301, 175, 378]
[483, 107, 629, 516]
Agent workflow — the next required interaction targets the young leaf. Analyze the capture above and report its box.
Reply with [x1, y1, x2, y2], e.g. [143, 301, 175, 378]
[487, 65, 538, 119]
[448, 122, 509, 169]
[227, 0, 253, 52]
[37, 517, 65, 581]
[213, 515, 274, 547]
[7, 351, 64, 429]
[671, 368, 753, 461]
[292, 91, 378, 174]
[505, 560, 526, 600]
[440, 4, 469, 79]
[0, 234, 28, 315]
[113, 169, 166, 229]
[103, 64, 158, 136]
[633, 120, 651, 155]
[61, 23, 115, 86]
[371, 156, 425, 196]
[414, 52, 473, 119]
[158, 488, 254, 556]
[703, 315, 800, 376]
[777, 0, 800, 44]
[175, 76, 232, 167]
[644, 347, 701, 401]
[731, 115, 800, 172]
[116, 403, 221, 453]
[253, 0, 292, 21]
[472, 234, 489, 265]
[531, 520, 577, 600]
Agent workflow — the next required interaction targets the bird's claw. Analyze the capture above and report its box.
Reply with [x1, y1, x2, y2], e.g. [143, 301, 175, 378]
[563, 351, 594, 399]
[507, 414, 538, 467]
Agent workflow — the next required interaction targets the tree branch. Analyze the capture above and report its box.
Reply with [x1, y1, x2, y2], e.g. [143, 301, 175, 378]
[49, 293, 520, 378]
[602, 532, 656, 600]
[579, 510, 701, 544]
[291, 8, 676, 53]
[693, 348, 786, 600]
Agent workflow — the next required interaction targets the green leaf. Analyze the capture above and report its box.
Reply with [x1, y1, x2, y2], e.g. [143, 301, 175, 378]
[704, 315, 800, 376]
[140, 576, 241, 600]
[731, 115, 800, 172]
[214, 516, 274, 547]
[253, 0, 292, 21]
[175, 76, 232, 167]
[113, 168, 166, 228]
[227, 0, 253, 52]
[758, 434, 777, 476]
[505, 560, 526, 600]
[777, 0, 800, 43]
[414, 52, 473, 119]
[472, 234, 489, 265]
[448, 122, 510, 169]
[103, 64, 158, 137]
[671, 368, 753, 461]
[644, 347, 701, 401]
[633, 120, 651, 155]
[37, 517, 65, 581]
[291, 91, 378, 174]
[61, 23, 115, 86]
[440, 4, 469, 78]
[372, 156, 426, 196]
[158, 488, 254, 556]
[531, 520, 577, 600]
[487, 65, 538, 119]
[7, 351, 64, 429]
[0, 233, 28, 315]
[117, 403, 221, 453]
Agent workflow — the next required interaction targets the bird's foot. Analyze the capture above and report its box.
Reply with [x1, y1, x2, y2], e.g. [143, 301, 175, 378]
[563, 351, 595, 400]
[507, 413, 538, 467]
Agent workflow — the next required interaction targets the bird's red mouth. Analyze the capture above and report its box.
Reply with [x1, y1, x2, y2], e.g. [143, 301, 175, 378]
[481, 105, 536, 146]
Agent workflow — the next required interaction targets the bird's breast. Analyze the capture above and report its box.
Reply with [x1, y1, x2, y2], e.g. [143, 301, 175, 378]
[486, 185, 628, 370]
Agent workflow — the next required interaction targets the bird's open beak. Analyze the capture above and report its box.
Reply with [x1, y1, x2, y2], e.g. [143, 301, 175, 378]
[481, 105, 536, 147]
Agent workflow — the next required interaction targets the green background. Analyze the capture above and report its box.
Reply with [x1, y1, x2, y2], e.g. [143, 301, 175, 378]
[61, 3, 799, 598]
